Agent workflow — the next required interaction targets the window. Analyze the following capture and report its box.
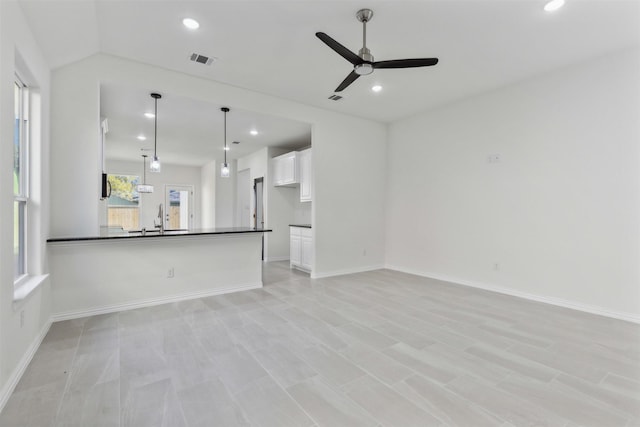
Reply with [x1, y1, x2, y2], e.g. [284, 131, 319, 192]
[14, 76, 28, 282]
[107, 174, 140, 231]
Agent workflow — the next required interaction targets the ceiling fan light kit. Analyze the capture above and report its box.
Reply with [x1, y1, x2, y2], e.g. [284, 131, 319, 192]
[316, 8, 438, 92]
[544, 0, 565, 12]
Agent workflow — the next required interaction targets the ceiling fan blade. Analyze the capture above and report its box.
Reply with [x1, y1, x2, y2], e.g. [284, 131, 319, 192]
[316, 32, 362, 65]
[373, 58, 439, 69]
[335, 71, 360, 92]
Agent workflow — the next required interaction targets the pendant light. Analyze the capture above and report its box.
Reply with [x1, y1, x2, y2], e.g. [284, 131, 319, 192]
[149, 93, 162, 172]
[137, 154, 154, 193]
[221, 107, 230, 178]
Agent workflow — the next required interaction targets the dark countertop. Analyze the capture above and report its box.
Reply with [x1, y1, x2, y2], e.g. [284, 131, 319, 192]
[47, 227, 272, 243]
[289, 224, 312, 228]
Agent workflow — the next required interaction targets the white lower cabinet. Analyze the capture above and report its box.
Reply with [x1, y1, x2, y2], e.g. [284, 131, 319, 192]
[290, 233, 301, 266]
[290, 226, 312, 272]
[301, 234, 313, 270]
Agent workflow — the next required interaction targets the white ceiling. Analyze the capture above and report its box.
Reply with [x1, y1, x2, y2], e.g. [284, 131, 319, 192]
[18, 0, 640, 164]
[101, 83, 311, 166]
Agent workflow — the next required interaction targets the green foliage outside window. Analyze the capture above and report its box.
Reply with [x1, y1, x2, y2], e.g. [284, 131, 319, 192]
[107, 175, 140, 205]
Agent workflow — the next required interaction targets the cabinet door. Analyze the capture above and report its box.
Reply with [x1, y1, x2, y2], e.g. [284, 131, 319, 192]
[280, 153, 297, 185]
[290, 234, 301, 266]
[272, 157, 283, 185]
[272, 152, 298, 186]
[301, 236, 313, 270]
[299, 149, 312, 202]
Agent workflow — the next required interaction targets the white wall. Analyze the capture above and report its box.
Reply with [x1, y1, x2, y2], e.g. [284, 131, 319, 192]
[313, 120, 387, 277]
[215, 159, 237, 228]
[386, 48, 640, 321]
[236, 168, 251, 228]
[106, 159, 202, 230]
[0, 0, 52, 410]
[49, 234, 263, 319]
[48, 53, 387, 278]
[293, 200, 312, 225]
[237, 147, 268, 226]
[267, 147, 297, 262]
[237, 148, 271, 255]
[50, 56, 100, 237]
[200, 160, 216, 228]
[236, 146, 312, 263]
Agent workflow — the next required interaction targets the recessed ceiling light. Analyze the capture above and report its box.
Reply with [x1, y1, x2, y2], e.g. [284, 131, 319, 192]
[250, 130, 259, 136]
[137, 135, 146, 141]
[224, 146, 230, 151]
[371, 85, 383, 93]
[544, 0, 565, 12]
[183, 18, 200, 30]
[144, 112, 155, 119]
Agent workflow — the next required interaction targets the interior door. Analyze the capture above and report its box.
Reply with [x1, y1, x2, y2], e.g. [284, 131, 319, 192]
[164, 185, 194, 230]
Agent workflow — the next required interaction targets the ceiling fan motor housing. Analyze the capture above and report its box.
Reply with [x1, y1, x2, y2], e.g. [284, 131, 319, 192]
[356, 46, 374, 75]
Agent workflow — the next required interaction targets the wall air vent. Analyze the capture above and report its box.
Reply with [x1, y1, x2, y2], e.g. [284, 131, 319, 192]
[189, 53, 215, 66]
[328, 94, 343, 101]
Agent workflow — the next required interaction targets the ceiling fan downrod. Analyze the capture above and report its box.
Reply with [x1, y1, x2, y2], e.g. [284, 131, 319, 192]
[355, 9, 374, 75]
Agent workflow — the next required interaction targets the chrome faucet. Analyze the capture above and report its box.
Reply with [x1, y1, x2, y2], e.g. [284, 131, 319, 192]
[154, 203, 164, 234]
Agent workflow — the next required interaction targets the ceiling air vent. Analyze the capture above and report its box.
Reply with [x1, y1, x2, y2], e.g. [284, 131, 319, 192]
[189, 53, 215, 66]
[328, 94, 343, 101]
[232, 141, 240, 144]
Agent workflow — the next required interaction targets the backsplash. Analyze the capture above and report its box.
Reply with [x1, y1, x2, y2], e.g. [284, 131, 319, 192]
[293, 201, 312, 224]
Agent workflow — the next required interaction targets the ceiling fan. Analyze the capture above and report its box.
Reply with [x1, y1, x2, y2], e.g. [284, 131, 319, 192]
[316, 9, 439, 92]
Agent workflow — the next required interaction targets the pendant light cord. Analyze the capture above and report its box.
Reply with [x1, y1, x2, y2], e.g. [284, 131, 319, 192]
[150, 93, 161, 163]
[224, 109, 227, 165]
[154, 97, 158, 158]
[142, 155, 147, 184]
[221, 107, 230, 165]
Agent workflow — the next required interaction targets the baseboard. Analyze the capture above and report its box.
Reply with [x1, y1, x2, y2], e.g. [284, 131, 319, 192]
[312, 264, 385, 279]
[51, 282, 263, 322]
[0, 319, 52, 413]
[385, 265, 640, 324]
[265, 256, 289, 262]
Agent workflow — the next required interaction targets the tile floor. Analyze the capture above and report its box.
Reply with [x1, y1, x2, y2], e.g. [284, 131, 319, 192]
[0, 262, 638, 426]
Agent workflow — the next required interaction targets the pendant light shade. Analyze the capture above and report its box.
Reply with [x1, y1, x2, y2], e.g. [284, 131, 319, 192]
[221, 107, 230, 178]
[150, 93, 162, 173]
[137, 154, 154, 193]
[221, 163, 230, 178]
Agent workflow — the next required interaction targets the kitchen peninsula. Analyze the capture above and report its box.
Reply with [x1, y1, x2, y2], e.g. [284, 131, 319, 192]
[47, 228, 271, 320]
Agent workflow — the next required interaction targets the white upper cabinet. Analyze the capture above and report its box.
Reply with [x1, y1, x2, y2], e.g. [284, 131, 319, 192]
[299, 148, 312, 202]
[272, 151, 299, 187]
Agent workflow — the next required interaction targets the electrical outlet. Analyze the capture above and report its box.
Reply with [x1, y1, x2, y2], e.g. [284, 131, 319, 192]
[168, 267, 174, 278]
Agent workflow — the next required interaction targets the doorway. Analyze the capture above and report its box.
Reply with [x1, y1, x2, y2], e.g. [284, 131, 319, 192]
[254, 177, 264, 259]
[164, 185, 194, 230]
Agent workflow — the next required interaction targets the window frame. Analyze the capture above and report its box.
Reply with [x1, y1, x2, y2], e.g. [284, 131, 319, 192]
[106, 173, 142, 231]
[14, 74, 29, 284]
